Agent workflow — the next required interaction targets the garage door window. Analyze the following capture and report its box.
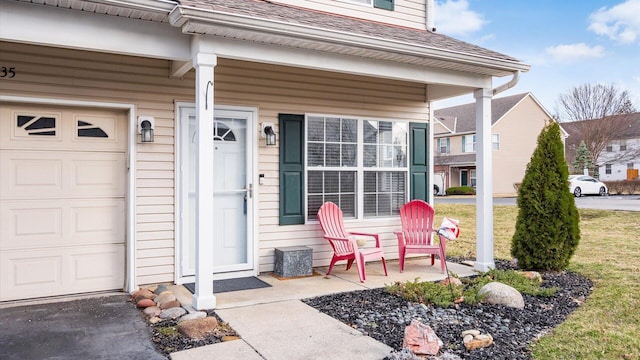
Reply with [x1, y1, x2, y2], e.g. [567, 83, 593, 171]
[17, 114, 57, 137]
[77, 120, 108, 138]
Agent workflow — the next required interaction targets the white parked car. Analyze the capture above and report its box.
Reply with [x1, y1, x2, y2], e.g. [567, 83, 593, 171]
[568, 175, 608, 197]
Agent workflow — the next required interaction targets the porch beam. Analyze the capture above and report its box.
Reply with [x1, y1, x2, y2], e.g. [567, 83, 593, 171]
[194, 37, 491, 90]
[170, 60, 192, 78]
[192, 51, 217, 310]
[474, 88, 495, 272]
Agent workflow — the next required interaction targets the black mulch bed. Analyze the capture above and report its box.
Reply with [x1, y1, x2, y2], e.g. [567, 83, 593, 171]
[303, 259, 593, 360]
[146, 310, 238, 358]
[143, 258, 593, 359]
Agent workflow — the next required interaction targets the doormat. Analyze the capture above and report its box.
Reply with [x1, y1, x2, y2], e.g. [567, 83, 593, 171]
[183, 277, 271, 294]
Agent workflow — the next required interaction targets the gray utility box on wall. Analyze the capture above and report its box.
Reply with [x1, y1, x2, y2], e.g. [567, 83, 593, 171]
[274, 246, 313, 278]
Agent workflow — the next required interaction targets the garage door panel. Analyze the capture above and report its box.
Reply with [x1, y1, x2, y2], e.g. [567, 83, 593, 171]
[1, 151, 125, 199]
[0, 245, 125, 301]
[1, 203, 63, 249]
[71, 155, 126, 196]
[1, 106, 126, 152]
[0, 154, 64, 197]
[13, 255, 62, 287]
[71, 200, 125, 243]
[2, 200, 124, 250]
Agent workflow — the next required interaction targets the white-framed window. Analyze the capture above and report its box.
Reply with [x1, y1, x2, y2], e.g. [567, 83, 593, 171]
[628, 163, 634, 169]
[470, 169, 477, 187]
[492, 134, 500, 150]
[306, 115, 408, 219]
[620, 143, 627, 151]
[462, 135, 476, 153]
[606, 144, 613, 152]
[437, 137, 450, 154]
[605, 164, 612, 174]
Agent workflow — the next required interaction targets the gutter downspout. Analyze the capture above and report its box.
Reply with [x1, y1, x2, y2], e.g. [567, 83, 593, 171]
[493, 70, 520, 95]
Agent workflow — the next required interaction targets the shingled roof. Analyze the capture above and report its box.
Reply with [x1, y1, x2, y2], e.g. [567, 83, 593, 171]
[561, 113, 640, 140]
[433, 93, 530, 134]
[178, 0, 520, 63]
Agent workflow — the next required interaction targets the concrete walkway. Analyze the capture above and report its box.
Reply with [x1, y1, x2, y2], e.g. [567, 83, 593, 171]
[171, 258, 477, 360]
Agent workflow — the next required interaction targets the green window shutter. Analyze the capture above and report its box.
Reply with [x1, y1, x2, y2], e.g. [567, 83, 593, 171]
[409, 122, 429, 202]
[446, 138, 450, 153]
[436, 138, 441, 152]
[374, 0, 394, 11]
[462, 135, 466, 152]
[279, 114, 305, 225]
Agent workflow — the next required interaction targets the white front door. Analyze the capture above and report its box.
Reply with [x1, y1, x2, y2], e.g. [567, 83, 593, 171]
[179, 106, 255, 278]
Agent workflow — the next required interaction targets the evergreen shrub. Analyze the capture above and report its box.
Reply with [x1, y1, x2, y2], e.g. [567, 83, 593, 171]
[511, 122, 580, 270]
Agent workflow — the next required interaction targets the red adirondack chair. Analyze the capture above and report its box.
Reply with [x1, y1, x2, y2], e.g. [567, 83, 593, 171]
[317, 202, 388, 282]
[395, 199, 446, 273]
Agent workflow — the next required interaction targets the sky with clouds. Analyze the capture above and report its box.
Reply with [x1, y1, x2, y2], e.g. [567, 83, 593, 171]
[431, 0, 640, 118]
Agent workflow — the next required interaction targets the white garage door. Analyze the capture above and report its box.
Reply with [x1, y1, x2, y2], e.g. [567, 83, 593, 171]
[434, 172, 445, 196]
[0, 104, 127, 301]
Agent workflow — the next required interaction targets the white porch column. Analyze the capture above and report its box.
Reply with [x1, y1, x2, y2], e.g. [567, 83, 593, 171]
[192, 52, 217, 310]
[474, 88, 495, 272]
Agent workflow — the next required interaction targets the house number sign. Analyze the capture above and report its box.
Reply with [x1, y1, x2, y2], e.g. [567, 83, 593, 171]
[1, 66, 16, 78]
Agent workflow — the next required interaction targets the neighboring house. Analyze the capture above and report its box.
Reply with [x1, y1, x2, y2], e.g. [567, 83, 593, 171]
[433, 93, 560, 195]
[561, 113, 640, 181]
[0, 0, 529, 307]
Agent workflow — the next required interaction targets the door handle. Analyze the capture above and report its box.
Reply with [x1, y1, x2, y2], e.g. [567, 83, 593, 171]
[248, 183, 253, 198]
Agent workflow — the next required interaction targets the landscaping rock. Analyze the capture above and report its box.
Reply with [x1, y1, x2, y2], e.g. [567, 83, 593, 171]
[136, 298, 156, 308]
[159, 307, 186, 320]
[463, 332, 494, 350]
[132, 289, 156, 302]
[402, 320, 442, 356]
[159, 300, 181, 310]
[222, 335, 241, 342]
[153, 284, 169, 295]
[177, 317, 220, 339]
[478, 282, 525, 309]
[143, 306, 162, 317]
[177, 312, 208, 323]
[154, 292, 176, 305]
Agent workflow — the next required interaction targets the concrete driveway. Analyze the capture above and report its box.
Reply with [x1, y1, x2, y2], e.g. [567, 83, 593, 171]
[0, 294, 165, 360]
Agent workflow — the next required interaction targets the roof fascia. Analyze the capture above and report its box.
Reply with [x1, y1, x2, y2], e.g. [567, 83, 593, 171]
[491, 93, 529, 128]
[98, 0, 176, 12]
[432, 116, 454, 133]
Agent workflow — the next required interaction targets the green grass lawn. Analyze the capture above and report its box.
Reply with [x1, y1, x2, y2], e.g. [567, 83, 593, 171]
[434, 204, 640, 360]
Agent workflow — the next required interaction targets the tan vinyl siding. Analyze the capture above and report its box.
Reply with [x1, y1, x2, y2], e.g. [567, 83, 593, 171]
[270, 0, 427, 29]
[492, 96, 549, 194]
[2, 41, 431, 282]
[213, 59, 430, 272]
[0, 41, 190, 286]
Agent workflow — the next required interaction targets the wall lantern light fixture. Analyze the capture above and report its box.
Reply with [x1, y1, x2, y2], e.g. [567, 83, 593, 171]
[138, 116, 155, 143]
[262, 122, 276, 146]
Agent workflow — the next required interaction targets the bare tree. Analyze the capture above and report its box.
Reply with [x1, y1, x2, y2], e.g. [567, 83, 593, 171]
[433, 153, 453, 194]
[557, 83, 637, 168]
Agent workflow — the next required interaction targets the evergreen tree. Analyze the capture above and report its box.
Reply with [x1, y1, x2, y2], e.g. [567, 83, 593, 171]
[511, 122, 580, 270]
[572, 140, 594, 174]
